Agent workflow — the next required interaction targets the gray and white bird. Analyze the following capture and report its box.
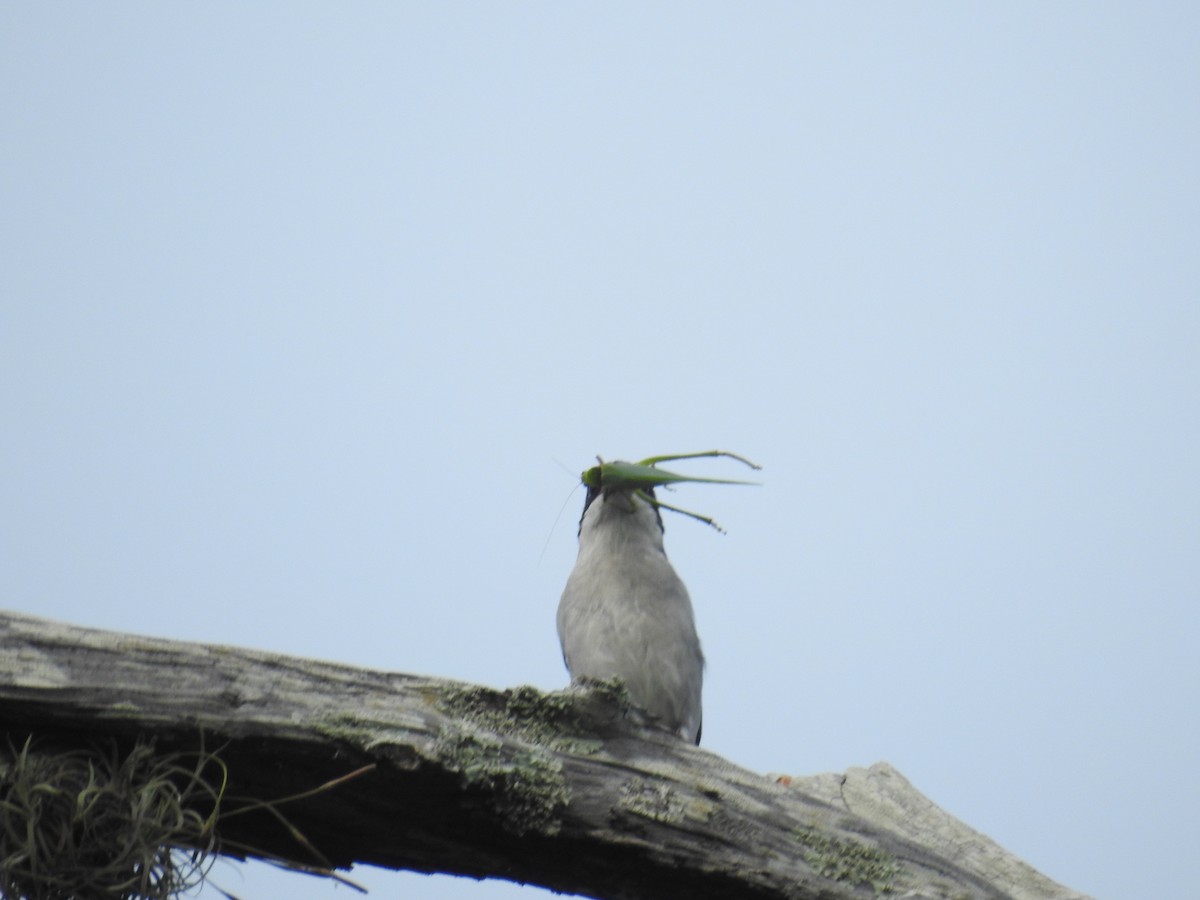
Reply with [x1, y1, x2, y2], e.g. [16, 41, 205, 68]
[557, 477, 706, 744]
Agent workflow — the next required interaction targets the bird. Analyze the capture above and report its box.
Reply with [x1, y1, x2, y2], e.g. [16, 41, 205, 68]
[557, 474, 705, 744]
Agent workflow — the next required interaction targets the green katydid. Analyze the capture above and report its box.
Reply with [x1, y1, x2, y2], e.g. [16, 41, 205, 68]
[581, 450, 761, 533]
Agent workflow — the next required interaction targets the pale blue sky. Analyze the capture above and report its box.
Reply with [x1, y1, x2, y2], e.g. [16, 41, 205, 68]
[3, 5, 1197, 899]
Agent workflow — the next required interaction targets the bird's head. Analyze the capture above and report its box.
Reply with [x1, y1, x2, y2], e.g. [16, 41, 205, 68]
[578, 466, 664, 537]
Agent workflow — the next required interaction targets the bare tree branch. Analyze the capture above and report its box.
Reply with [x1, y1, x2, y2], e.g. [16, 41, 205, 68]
[0, 610, 1088, 900]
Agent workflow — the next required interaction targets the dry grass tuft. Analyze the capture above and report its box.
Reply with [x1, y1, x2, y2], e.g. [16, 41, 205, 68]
[0, 736, 223, 900]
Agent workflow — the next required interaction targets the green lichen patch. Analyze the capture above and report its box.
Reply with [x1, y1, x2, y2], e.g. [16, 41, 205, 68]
[435, 683, 604, 754]
[792, 824, 899, 894]
[433, 724, 568, 836]
[312, 709, 426, 757]
[618, 777, 686, 824]
[574, 675, 632, 710]
[616, 777, 715, 826]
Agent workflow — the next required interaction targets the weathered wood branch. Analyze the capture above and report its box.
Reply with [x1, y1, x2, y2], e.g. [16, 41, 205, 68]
[0, 610, 1087, 900]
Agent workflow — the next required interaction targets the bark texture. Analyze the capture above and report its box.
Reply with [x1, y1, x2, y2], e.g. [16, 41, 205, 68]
[0, 610, 1089, 900]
